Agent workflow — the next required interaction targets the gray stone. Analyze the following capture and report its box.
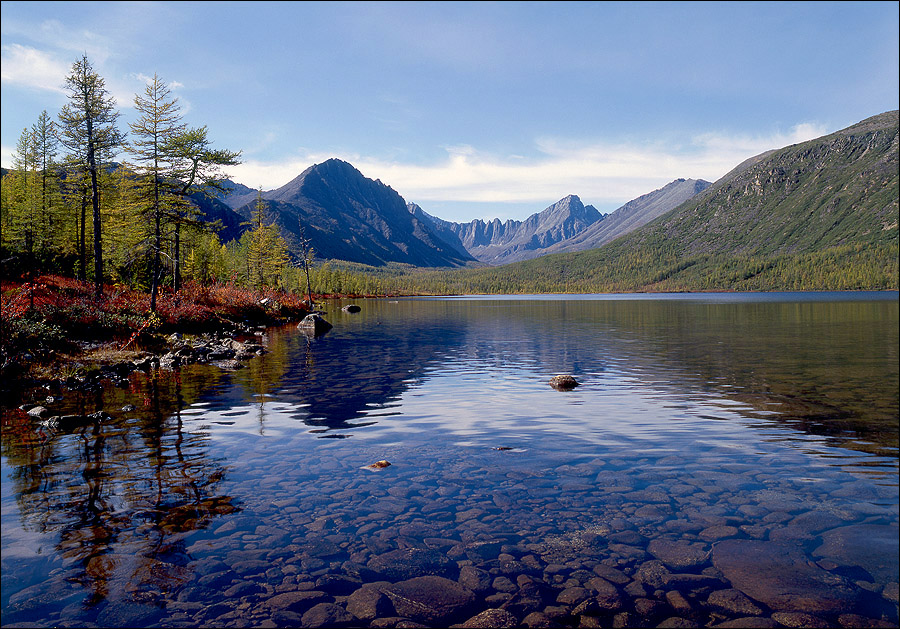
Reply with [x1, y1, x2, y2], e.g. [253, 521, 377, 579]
[346, 585, 394, 621]
[95, 602, 163, 628]
[521, 611, 563, 628]
[647, 539, 709, 570]
[230, 559, 271, 575]
[367, 547, 455, 581]
[224, 580, 265, 597]
[458, 565, 493, 594]
[635, 560, 672, 589]
[837, 613, 899, 628]
[492, 576, 518, 593]
[262, 590, 330, 614]
[315, 574, 360, 595]
[710, 618, 778, 628]
[771, 611, 831, 628]
[591, 564, 630, 585]
[556, 586, 591, 606]
[699, 525, 739, 541]
[298, 314, 332, 336]
[812, 524, 899, 583]
[300, 602, 354, 627]
[382, 576, 477, 625]
[460, 608, 519, 628]
[665, 590, 692, 614]
[549, 375, 579, 390]
[712, 539, 862, 614]
[656, 618, 700, 628]
[707, 588, 764, 616]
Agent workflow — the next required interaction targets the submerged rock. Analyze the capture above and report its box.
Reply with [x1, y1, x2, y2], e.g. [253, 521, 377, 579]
[712, 539, 862, 614]
[342, 304, 362, 313]
[382, 576, 477, 625]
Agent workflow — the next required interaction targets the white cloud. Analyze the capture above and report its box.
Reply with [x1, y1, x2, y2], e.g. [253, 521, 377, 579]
[0, 44, 69, 93]
[227, 122, 830, 215]
[3, 118, 831, 215]
[1, 143, 16, 169]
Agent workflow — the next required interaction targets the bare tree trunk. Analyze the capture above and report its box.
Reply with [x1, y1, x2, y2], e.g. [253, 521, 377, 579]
[88, 142, 102, 298]
[79, 186, 87, 281]
[174, 220, 181, 293]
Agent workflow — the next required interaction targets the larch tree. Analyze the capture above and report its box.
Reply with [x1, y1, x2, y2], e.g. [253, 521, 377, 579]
[8, 127, 37, 269]
[31, 110, 61, 264]
[57, 54, 124, 298]
[164, 125, 241, 291]
[242, 189, 289, 290]
[127, 74, 187, 312]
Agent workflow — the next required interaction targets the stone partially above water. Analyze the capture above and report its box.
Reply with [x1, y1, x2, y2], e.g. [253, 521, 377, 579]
[712, 539, 862, 614]
[298, 313, 333, 336]
[549, 375, 579, 390]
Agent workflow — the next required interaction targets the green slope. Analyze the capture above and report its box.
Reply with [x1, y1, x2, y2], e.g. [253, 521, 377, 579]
[395, 111, 899, 294]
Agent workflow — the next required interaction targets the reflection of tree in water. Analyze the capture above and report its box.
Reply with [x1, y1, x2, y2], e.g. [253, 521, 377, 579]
[231, 330, 292, 435]
[1, 367, 238, 608]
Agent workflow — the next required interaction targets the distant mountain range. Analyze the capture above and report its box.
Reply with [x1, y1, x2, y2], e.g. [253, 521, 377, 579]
[208, 110, 896, 277]
[217, 163, 709, 267]
[617, 110, 898, 258]
[451, 110, 898, 292]
[411, 178, 710, 264]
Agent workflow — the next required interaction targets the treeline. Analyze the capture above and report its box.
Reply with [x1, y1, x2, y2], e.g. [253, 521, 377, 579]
[1, 55, 302, 308]
[300, 241, 899, 296]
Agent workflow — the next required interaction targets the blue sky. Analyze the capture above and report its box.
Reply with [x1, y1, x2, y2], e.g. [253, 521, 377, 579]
[2, 1, 898, 222]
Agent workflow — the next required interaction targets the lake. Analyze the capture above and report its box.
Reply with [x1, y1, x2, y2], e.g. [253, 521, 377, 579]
[1, 292, 898, 628]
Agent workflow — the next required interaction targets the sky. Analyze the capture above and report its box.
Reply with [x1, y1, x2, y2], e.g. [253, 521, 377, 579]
[1, 1, 898, 223]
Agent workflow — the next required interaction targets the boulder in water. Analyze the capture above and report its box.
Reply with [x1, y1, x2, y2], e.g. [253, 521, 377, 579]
[298, 314, 333, 336]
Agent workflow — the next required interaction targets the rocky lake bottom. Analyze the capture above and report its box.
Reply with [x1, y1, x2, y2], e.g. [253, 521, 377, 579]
[2, 294, 898, 628]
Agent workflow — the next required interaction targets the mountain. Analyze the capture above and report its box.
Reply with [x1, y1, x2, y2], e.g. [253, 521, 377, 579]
[410, 111, 898, 293]
[188, 191, 246, 244]
[406, 202, 473, 260]
[217, 179, 258, 210]
[416, 195, 605, 264]
[621, 110, 898, 259]
[414, 180, 710, 265]
[233, 159, 475, 267]
[544, 178, 711, 254]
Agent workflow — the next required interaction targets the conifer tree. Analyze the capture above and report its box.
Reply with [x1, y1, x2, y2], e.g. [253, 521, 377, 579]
[164, 125, 240, 291]
[127, 74, 187, 311]
[31, 110, 62, 264]
[242, 190, 289, 290]
[58, 55, 124, 298]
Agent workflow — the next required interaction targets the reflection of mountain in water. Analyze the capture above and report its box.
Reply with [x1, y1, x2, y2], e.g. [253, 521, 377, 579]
[264, 301, 470, 431]
[252, 296, 897, 454]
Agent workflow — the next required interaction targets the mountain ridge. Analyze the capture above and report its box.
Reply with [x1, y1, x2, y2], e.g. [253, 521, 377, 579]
[231, 159, 475, 267]
[406, 110, 897, 293]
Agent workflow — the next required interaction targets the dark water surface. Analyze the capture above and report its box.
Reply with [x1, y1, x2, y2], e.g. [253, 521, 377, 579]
[2, 292, 898, 628]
